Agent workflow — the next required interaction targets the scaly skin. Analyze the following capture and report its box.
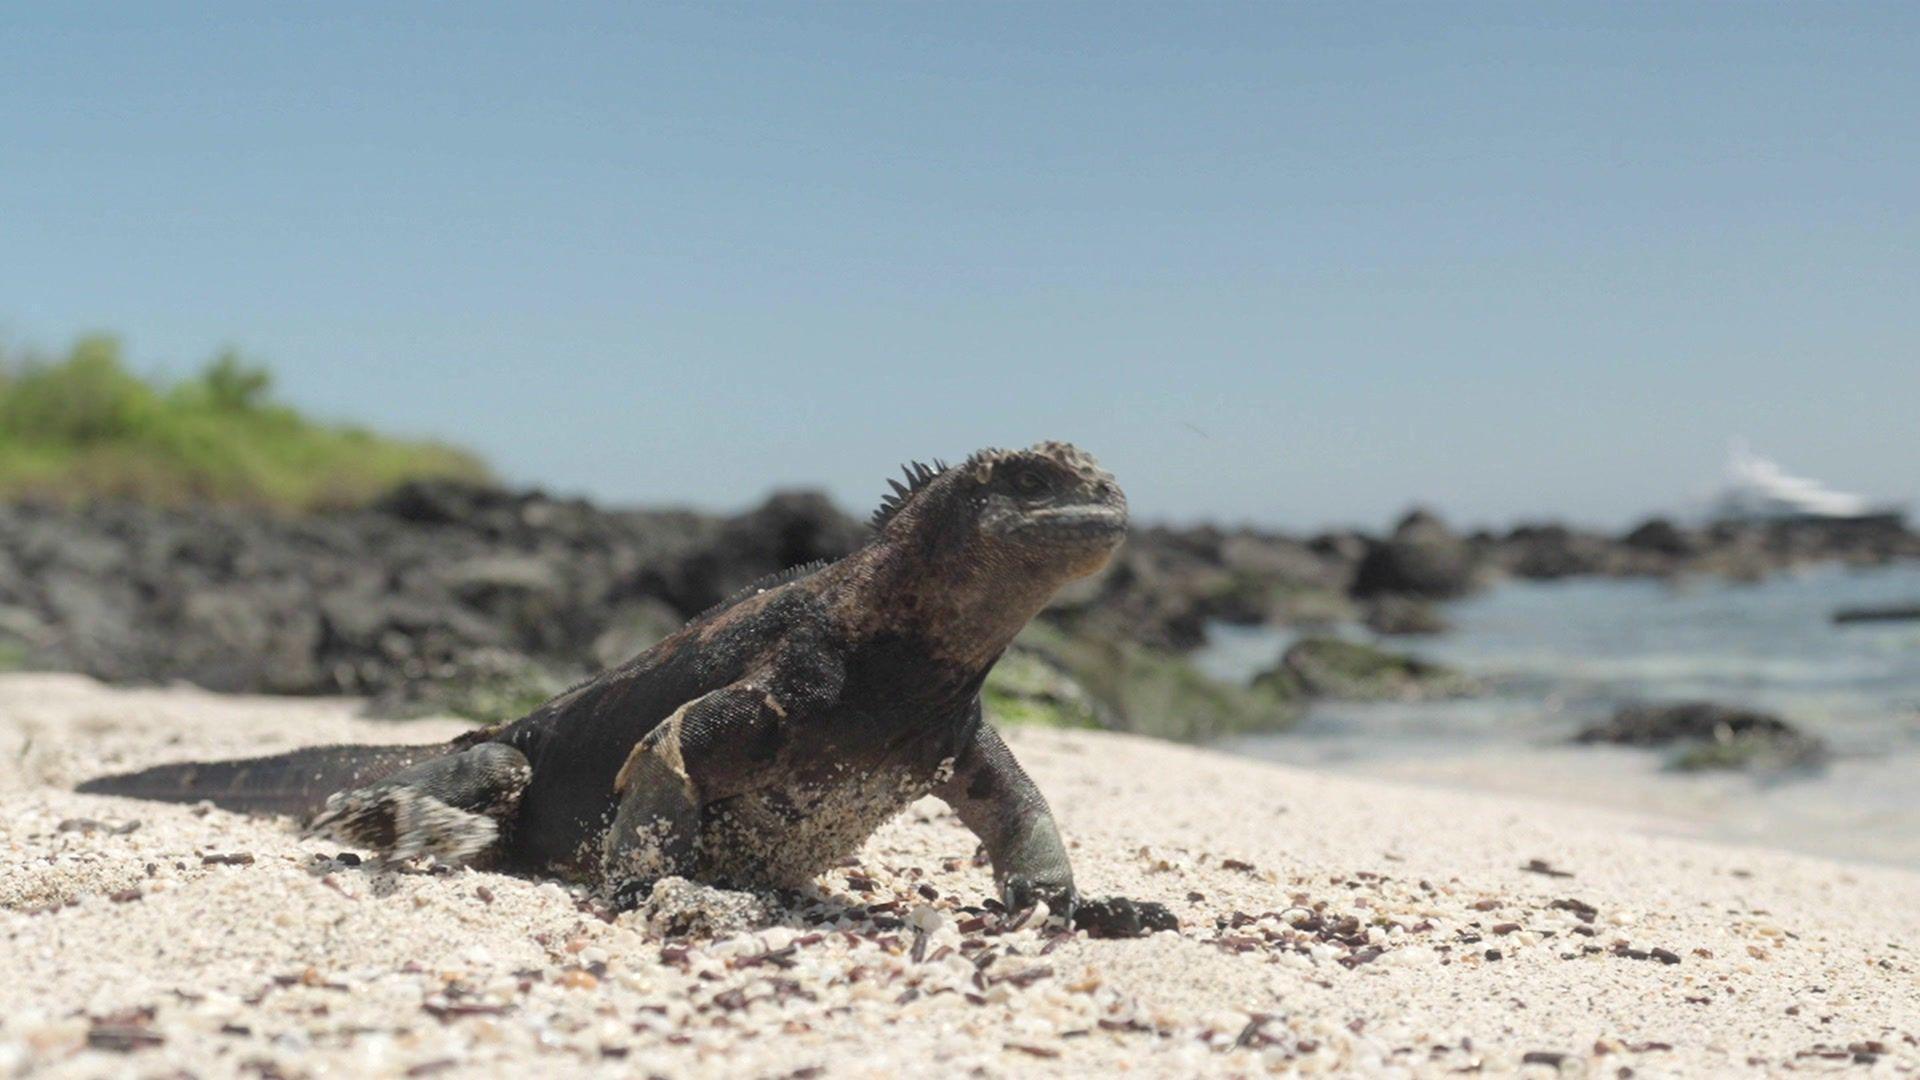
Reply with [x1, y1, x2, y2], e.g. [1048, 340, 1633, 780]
[79, 442, 1176, 937]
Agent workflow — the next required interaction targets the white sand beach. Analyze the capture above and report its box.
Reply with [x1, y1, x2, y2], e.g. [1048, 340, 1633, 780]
[3, 672, 1916, 1077]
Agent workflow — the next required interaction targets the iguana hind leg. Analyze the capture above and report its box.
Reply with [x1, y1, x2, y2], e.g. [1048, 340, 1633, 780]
[308, 742, 531, 865]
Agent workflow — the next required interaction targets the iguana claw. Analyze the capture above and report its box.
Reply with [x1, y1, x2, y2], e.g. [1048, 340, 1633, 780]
[1003, 876, 1077, 922]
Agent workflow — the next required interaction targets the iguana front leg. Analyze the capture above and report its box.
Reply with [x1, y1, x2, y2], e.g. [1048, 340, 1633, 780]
[934, 716, 1077, 913]
[602, 684, 787, 910]
[936, 706, 1178, 938]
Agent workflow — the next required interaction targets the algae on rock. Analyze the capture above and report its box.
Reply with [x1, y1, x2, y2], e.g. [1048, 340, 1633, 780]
[983, 645, 1105, 730]
[1001, 623, 1303, 742]
[1262, 636, 1473, 702]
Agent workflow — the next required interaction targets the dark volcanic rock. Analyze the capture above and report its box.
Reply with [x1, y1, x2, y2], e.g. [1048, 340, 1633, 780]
[365, 647, 576, 722]
[1497, 514, 1920, 583]
[1010, 623, 1303, 742]
[653, 490, 869, 614]
[1259, 636, 1473, 702]
[590, 598, 687, 669]
[1050, 539, 1211, 651]
[375, 478, 512, 527]
[1307, 530, 1370, 566]
[1349, 510, 1482, 600]
[3, 477, 1916, 711]
[1362, 596, 1450, 636]
[1573, 702, 1828, 771]
[1576, 702, 1796, 746]
[1052, 525, 1354, 652]
[1498, 524, 1618, 579]
[1620, 518, 1698, 558]
[0, 486, 864, 710]
[1832, 603, 1920, 625]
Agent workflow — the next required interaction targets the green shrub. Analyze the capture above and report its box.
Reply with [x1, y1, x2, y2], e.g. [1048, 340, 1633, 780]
[0, 336, 160, 443]
[0, 336, 490, 510]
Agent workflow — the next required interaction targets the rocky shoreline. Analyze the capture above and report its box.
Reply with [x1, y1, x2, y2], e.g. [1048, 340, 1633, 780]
[1, 482, 1913, 738]
[1075, 507, 1920, 652]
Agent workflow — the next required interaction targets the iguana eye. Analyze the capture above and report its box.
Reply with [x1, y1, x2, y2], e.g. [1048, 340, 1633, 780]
[1010, 467, 1048, 496]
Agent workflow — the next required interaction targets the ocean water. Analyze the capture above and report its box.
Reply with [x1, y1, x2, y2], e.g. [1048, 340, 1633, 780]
[1205, 562, 1920, 869]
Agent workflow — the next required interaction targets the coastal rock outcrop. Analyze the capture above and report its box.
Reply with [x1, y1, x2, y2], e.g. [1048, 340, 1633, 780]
[0, 485, 864, 706]
[1573, 701, 1828, 771]
[1055, 525, 1353, 651]
[1006, 623, 1304, 742]
[1832, 603, 1920, 625]
[1348, 509, 1482, 600]
[3, 482, 1917, 722]
[1362, 596, 1451, 636]
[1258, 636, 1473, 702]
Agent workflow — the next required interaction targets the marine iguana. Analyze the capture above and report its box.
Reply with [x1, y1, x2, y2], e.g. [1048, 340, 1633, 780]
[79, 442, 1176, 937]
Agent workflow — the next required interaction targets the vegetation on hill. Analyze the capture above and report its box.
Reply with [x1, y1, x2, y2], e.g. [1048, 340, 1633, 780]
[0, 336, 490, 510]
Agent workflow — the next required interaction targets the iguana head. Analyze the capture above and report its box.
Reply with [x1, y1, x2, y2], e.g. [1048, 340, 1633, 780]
[872, 441, 1128, 583]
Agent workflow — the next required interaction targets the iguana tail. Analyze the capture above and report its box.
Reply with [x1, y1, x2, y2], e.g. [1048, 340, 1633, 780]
[76, 743, 447, 819]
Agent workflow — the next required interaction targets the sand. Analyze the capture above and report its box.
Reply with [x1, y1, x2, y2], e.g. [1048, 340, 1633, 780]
[2, 672, 1917, 1078]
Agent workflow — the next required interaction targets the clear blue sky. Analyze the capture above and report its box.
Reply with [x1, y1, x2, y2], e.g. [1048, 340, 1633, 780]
[3, 3, 1915, 528]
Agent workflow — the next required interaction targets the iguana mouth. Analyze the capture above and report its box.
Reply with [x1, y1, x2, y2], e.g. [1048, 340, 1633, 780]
[1008, 504, 1128, 546]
